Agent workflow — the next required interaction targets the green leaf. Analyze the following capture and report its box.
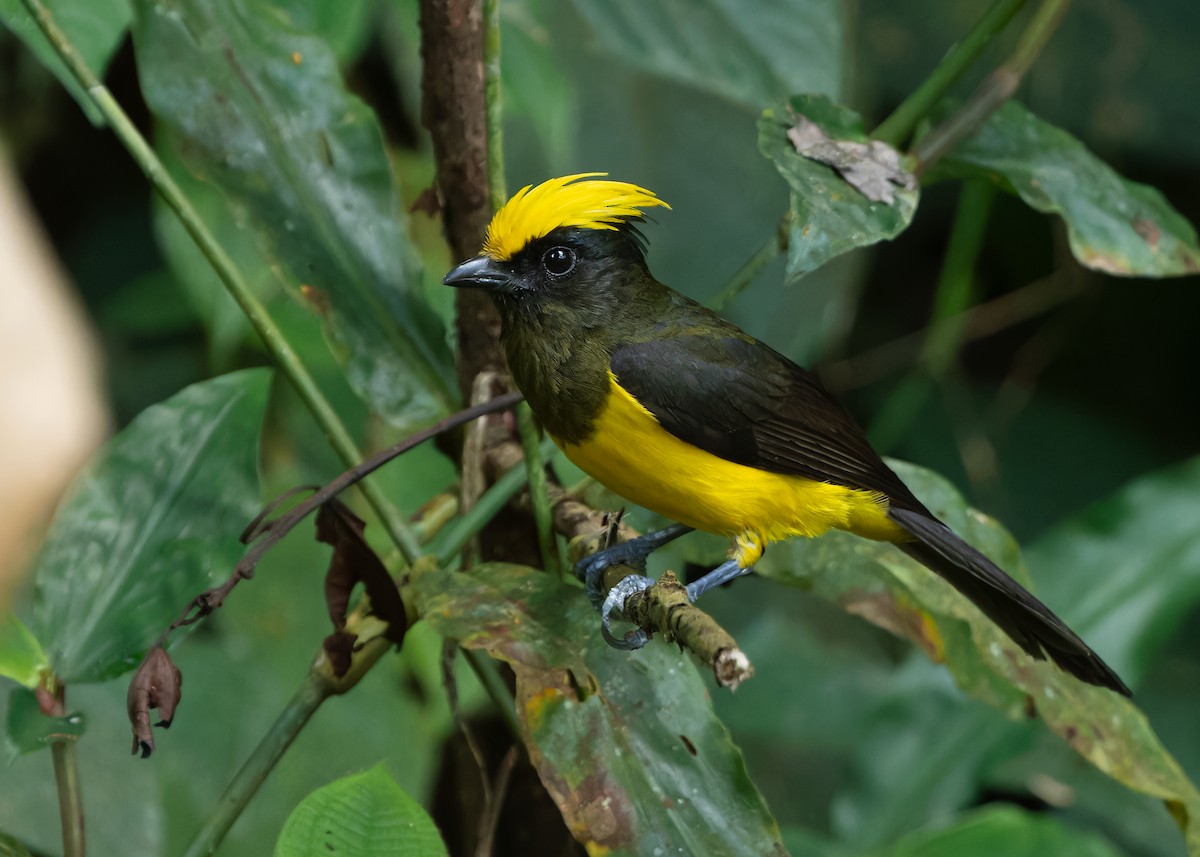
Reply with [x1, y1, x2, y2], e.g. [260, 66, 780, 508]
[274, 765, 448, 857]
[570, 0, 845, 107]
[938, 101, 1200, 277]
[0, 614, 48, 689]
[0, 830, 36, 857]
[414, 561, 788, 857]
[4, 687, 84, 758]
[150, 132, 274, 371]
[277, 0, 374, 61]
[1029, 455, 1200, 688]
[130, 0, 457, 429]
[0, 0, 130, 124]
[761, 95, 919, 279]
[501, 3, 578, 167]
[30, 369, 269, 683]
[755, 460, 1200, 855]
[883, 805, 1126, 857]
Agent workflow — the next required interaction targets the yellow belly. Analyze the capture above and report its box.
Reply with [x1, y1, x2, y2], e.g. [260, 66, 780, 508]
[553, 375, 905, 565]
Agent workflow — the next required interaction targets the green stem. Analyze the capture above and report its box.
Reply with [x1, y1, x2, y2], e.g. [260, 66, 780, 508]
[867, 372, 936, 454]
[873, 0, 1027, 146]
[706, 219, 789, 312]
[183, 673, 332, 857]
[923, 179, 996, 376]
[51, 739, 84, 857]
[869, 179, 997, 451]
[463, 649, 521, 740]
[16, 0, 422, 563]
[483, 0, 506, 210]
[517, 402, 560, 577]
[1008, 0, 1072, 76]
[433, 459, 531, 565]
[911, 0, 1072, 174]
[868, 0, 1027, 143]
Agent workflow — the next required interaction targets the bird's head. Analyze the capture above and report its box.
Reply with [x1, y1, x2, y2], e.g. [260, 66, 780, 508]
[443, 173, 670, 312]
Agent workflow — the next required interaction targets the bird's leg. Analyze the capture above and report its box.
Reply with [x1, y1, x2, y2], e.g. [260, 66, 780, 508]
[575, 522, 693, 608]
[685, 531, 761, 601]
[685, 558, 754, 601]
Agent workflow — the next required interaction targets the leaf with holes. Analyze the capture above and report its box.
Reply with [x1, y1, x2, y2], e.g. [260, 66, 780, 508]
[414, 561, 787, 856]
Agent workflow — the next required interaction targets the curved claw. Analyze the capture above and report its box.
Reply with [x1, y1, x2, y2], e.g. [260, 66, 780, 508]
[577, 553, 620, 608]
[576, 523, 693, 608]
[600, 574, 655, 650]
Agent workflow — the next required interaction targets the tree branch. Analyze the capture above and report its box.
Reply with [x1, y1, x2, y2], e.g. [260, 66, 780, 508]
[485, 442, 755, 689]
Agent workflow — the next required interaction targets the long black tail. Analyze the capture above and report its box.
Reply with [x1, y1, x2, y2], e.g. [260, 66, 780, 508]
[888, 507, 1130, 696]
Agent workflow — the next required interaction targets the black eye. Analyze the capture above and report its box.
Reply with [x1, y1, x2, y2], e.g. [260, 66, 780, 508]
[541, 246, 577, 277]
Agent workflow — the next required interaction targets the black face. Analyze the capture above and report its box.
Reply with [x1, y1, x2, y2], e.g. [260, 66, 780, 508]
[500, 226, 649, 302]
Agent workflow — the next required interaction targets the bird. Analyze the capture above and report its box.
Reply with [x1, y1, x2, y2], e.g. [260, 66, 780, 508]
[443, 172, 1130, 696]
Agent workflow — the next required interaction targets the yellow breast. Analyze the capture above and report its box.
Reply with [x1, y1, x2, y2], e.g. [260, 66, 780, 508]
[552, 374, 903, 562]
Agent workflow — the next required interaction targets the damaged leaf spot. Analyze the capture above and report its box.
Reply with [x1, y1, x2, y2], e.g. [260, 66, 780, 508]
[679, 735, 697, 756]
[1133, 216, 1162, 248]
[787, 114, 916, 205]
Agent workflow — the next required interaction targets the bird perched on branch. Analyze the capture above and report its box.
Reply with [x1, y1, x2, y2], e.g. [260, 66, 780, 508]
[444, 173, 1129, 696]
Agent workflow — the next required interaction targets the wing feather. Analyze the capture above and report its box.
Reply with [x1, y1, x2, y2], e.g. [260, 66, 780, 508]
[609, 334, 927, 513]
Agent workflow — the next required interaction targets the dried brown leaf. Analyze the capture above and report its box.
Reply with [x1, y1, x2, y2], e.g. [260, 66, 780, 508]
[126, 646, 182, 758]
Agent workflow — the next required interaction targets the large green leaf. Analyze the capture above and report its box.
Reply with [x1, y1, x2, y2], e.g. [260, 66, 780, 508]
[938, 101, 1200, 277]
[880, 805, 1126, 857]
[30, 369, 269, 683]
[130, 0, 456, 429]
[570, 0, 845, 107]
[761, 95, 919, 279]
[0, 0, 130, 124]
[274, 766, 448, 857]
[754, 461, 1200, 855]
[414, 561, 788, 857]
[1028, 455, 1200, 686]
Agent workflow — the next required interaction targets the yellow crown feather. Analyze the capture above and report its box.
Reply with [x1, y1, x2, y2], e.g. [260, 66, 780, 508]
[481, 173, 670, 261]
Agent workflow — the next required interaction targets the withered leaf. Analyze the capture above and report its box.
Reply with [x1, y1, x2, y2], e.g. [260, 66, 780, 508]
[787, 113, 916, 204]
[315, 500, 407, 678]
[127, 647, 183, 758]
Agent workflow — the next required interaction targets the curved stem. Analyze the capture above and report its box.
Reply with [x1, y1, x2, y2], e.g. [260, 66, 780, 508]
[706, 219, 789, 312]
[517, 402, 560, 577]
[483, 0, 506, 210]
[873, 0, 1027, 146]
[923, 178, 996, 376]
[182, 672, 332, 857]
[51, 739, 85, 857]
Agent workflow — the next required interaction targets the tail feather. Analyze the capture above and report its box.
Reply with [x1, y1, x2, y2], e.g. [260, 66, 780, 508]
[888, 507, 1130, 696]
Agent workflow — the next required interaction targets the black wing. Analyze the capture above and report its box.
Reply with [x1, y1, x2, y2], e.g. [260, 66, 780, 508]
[608, 333, 928, 514]
[610, 329, 1131, 694]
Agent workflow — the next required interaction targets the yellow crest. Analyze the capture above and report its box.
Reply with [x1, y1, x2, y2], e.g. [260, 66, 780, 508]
[481, 173, 670, 261]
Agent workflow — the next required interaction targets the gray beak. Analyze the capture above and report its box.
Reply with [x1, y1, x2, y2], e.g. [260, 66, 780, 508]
[443, 255, 516, 291]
